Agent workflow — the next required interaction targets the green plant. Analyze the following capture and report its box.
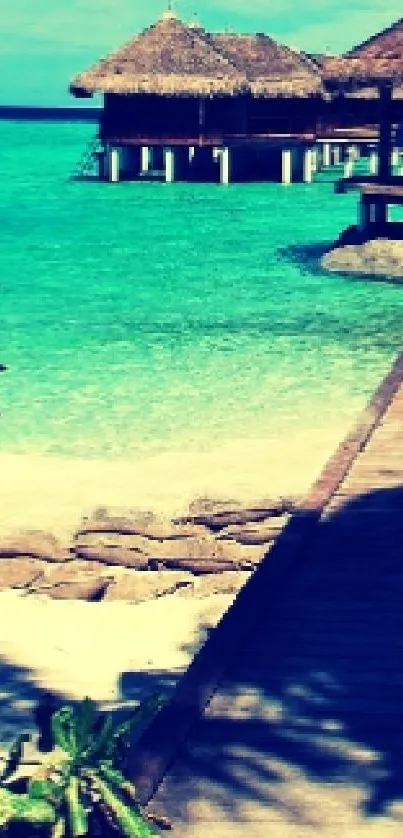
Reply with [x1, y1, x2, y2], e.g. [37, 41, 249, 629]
[0, 695, 167, 838]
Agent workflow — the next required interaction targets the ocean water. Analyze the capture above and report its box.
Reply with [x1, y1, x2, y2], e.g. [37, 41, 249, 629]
[0, 120, 402, 466]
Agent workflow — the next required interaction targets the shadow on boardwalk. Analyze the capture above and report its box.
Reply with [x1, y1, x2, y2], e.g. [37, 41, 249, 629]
[140, 485, 403, 828]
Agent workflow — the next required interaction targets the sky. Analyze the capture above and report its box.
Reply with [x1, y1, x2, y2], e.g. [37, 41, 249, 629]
[0, 0, 401, 106]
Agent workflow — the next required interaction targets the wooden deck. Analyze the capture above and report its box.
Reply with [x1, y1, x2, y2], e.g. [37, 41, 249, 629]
[132, 351, 403, 837]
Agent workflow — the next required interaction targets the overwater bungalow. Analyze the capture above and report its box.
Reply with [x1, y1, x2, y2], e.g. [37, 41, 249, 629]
[70, 9, 324, 184]
[322, 19, 403, 234]
[320, 18, 403, 144]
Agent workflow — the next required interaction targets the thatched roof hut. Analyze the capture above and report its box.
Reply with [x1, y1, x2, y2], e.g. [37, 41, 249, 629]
[70, 11, 247, 98]
[209, 34, 323, 97]
[348, 17, 403, 58]
[70, 11, 323, 100]
[322, 18, 403, 92]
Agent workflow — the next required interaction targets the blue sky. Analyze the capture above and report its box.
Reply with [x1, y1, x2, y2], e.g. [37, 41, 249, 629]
[0, 0, 401, 105]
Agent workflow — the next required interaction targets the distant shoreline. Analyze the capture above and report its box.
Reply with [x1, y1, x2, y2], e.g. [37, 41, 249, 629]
[0, 105, 100, 122]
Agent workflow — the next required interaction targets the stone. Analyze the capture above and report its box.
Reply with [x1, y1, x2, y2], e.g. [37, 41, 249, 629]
[40, 578, 110, 601]
[322, 235, 403, 279]
[176, 496, 295, 530]
[74, 531, 263, 570]
[104, 571, 194, 602]
[0, 559, 44, 589]
[178, 571, 252, 598]
[0, 531, 71, 562]
[163, 559, 248, 575]
[40, 560, 112, 584]
[217, 514, 290, 545]
[74, 535, 150, 568]
[77, 507, 207, 540]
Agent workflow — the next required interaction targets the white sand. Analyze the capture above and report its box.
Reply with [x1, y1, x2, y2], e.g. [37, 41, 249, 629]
[0, 425, 351, 742]
[0, 589, 235, 746]
[0, 425, 349, 541]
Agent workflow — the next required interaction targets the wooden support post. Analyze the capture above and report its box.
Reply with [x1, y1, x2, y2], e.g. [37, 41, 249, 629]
[281, 148, 292, 184]
[369, 148, 378, 175]
[109, 148, 120, 183]
[358, 196, 371, 232]
[220, 147, 231, 185]
[344, 146, 356, 178]
[303, 148, 313, 183]
[141, 146, 150, 174]
[332, 145, 341, 165]
[323, 142, 331, 167]
[378, 83, 393, 181]
[372, 200, 388, 225]
[164, 148, 175, 183]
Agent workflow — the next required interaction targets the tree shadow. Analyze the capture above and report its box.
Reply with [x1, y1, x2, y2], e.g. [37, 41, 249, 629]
[130, 485, 403, 829]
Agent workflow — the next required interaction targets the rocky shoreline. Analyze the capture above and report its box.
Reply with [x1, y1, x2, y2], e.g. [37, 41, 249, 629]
[0, 496, 295, 603]
[321, 224, 403, 279]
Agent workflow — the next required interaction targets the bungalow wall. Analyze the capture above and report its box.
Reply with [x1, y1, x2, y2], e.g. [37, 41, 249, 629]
[318, 94, 403, 136]
[100, 93, 322, 144]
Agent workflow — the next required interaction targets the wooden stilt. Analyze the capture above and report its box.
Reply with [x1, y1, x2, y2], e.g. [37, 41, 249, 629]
[164, 148, 175, 183]
[358, 196, 371, 232]
[220, 147, 231, 184]
[109, 148, 120, 183]
[322, 143, 331, 167]
[281, 149, 292, 184]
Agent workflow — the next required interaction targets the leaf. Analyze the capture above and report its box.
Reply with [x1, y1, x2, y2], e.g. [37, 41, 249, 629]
[16, 796, 56, 825]
[85, 714, 114, 763]
[0, 734, 30, 783]
[51, 707, 77, 758]
[0, 788, 15, 826]
[73, 698, 97, 756]
[98, 762, 137, 801]
[52, 815, 67, 838]
[92, 774, 156, 838]
[28, 776, 65, 806]
[65, 775, 88, 837]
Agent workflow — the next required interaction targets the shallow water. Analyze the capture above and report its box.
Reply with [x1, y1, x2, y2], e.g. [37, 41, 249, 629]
[0, 120, 402, 467]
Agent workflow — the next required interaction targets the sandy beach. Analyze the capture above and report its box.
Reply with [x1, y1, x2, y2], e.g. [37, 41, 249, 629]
[0, 425, 349, 539]
[0, 422, 355, 748]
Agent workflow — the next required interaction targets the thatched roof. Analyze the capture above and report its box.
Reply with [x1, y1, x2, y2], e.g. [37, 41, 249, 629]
[323, 56, 403, 89]
[70, 12, 323, 99]
[322, 18, 403, 92]
[209, 33, 323, 97]
[70, 12, 247, 98]
[348, 17, 403, 58]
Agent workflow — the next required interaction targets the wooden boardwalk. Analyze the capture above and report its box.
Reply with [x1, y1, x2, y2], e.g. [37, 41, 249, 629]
[132, 351, 403, 837]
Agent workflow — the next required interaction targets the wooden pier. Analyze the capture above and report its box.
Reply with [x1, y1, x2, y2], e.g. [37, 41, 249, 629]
[130, 350, 403, 836]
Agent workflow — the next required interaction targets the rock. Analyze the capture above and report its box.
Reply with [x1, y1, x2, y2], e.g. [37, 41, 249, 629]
[0, 531, 71, 562]
[163, 559, 249, 575]
[179, 571, 252, 597]
[322, 236, 403, 279]
[40, 560, 113, 584]
[74, 531, 264, 570]
[77, 507, 207, 540]
[74, 534, 151, 568]
[217, 514, 290, 545]
[176, 496, 294, 530]
[104, 571, 194, 602]
[39, 578, 110, 601]
[0, 559, 44, 589]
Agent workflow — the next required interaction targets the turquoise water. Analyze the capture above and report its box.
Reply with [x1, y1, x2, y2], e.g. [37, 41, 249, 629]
[0, 120, 402, 461]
